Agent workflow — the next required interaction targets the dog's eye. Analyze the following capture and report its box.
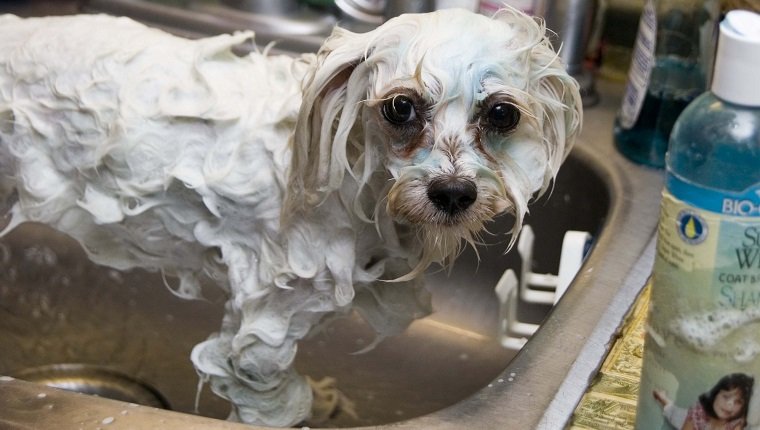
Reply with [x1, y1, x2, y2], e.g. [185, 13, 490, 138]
[487, 102, 520, 131]
[382, 95, 416, 125]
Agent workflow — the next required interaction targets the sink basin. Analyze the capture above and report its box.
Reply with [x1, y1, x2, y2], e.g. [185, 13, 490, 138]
[0, 2, 666, 428]
[0, 146, 608, 427]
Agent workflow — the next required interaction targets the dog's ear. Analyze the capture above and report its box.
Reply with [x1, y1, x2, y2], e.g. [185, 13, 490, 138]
[494, 9, 583, 193]
[531, 48, 583, 193]
[284, 27, 376, 219]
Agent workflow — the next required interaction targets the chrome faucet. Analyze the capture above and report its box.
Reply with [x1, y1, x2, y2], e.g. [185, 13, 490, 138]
[220, 0, 301, 15]
[384, 0, 435, 19]
[539, 0, 600, 106]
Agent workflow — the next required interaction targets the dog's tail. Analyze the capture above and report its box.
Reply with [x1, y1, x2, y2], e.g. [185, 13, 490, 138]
[0, 15, 27, 220]
[0, 105, 18, 225]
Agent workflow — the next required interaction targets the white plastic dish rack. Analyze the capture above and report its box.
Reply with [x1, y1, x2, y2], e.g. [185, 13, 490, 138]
[495, 225, 592, 349]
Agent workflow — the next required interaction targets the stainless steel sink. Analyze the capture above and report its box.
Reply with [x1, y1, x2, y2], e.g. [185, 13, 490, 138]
[0, 2, 665, 429]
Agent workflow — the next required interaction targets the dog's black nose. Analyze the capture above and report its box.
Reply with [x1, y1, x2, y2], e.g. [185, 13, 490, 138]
[427, 179, 477, 216]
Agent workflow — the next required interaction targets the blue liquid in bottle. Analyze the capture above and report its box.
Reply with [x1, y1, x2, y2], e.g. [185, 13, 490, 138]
[615, 57, 703, 168]
[667, 92, 760, 207]
[613, 0, 717, 169]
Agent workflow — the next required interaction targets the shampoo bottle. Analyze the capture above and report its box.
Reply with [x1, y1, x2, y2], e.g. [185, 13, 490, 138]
[635, 10, 760, 430]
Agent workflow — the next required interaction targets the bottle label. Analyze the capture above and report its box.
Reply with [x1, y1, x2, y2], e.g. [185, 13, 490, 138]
[635, 191, 760, 429]
[669, 173, 760, 217]
[618, 0, 656, 129]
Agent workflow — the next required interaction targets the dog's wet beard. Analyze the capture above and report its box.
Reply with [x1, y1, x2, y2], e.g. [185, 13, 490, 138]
[385, 165, 521, 280]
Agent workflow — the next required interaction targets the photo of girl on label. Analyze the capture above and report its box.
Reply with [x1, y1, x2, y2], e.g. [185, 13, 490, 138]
[652, 373, 754, 430]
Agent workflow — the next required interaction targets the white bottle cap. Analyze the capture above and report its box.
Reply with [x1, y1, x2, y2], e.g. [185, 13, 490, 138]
[712, 10, 760, 106]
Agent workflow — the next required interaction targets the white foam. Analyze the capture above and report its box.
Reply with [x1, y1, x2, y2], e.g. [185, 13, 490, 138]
[668, 306, 760, 352]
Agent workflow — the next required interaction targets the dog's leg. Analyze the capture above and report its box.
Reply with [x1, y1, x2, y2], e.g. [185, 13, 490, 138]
[192, 280, 342, 426]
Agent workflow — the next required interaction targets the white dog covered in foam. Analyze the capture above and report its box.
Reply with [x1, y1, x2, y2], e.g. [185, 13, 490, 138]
[0, 8, 581, 427]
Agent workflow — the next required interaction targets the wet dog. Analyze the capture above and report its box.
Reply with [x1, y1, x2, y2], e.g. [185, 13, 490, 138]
[0, 8, 581, 426]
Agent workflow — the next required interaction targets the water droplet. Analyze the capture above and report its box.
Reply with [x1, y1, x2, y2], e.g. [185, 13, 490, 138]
[37, 393, 47, 398]
[101, 417, 114, 425]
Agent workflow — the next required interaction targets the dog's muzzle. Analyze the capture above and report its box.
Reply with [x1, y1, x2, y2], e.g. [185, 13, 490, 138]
[427, 178, 477, 216]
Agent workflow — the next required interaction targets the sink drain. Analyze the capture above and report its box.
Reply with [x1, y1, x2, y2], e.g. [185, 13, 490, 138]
[13, 364, 170, 409]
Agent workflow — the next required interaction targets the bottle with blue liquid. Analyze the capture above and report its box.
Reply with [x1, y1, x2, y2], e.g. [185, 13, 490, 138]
[635, 10, 760, 430]
[614, 0, 719, 168]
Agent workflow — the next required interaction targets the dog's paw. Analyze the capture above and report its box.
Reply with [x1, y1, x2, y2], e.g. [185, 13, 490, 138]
[306, 376, 358, 425]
